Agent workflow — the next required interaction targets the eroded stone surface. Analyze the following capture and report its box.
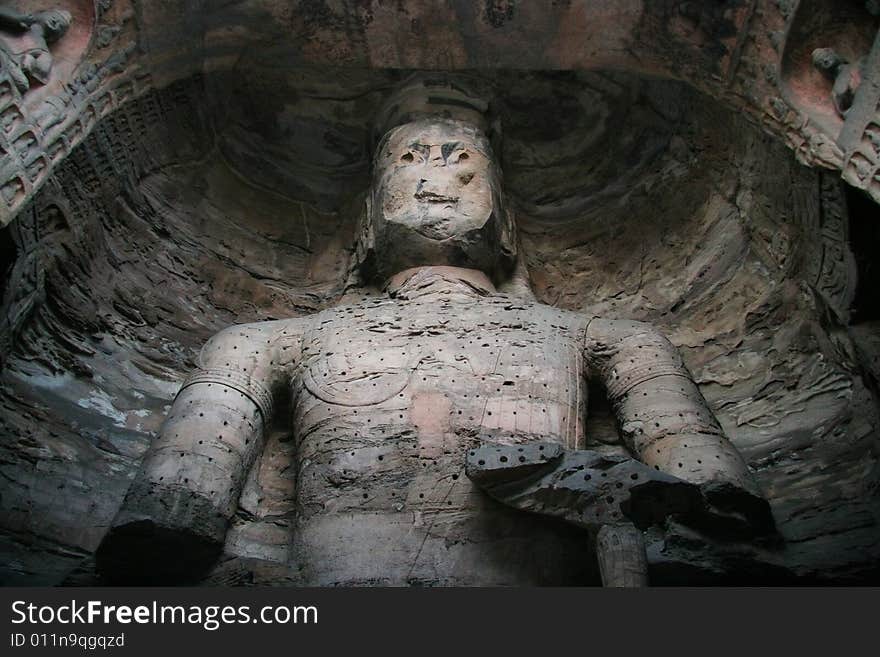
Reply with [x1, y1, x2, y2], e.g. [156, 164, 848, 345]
[0, 59, 878, 585]
[98, 84, 775, 586]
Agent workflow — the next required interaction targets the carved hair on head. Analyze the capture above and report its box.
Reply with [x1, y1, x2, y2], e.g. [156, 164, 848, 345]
[371, 73, 501, 152]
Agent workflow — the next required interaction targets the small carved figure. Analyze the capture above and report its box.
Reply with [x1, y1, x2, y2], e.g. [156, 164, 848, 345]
[0, 7, 72, 93]
[97, 79, 774, 586]
[812, 47, 864, 117]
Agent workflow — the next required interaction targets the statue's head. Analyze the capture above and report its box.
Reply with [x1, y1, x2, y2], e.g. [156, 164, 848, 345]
[32, 9, 72, 42]
[812, 47, 845, 76]
[356, 77, 516, 283]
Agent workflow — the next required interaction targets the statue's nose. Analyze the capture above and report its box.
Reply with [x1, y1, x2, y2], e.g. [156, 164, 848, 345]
[427, 145, 447, 166]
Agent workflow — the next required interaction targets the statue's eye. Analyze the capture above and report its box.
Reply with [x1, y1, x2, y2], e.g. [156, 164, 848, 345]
[401, 152, 414, 163]
[458, 152, 469, 161]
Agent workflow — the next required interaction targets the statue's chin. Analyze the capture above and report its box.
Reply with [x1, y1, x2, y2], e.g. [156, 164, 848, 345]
[385, 202, 492, 235]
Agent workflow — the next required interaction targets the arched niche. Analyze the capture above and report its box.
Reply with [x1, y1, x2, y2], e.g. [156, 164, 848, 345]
[781, 0, 878, 139]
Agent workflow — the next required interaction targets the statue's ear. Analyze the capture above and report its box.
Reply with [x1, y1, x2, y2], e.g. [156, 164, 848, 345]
[354, 193, 377, 283]
[497, 206, 518, 266]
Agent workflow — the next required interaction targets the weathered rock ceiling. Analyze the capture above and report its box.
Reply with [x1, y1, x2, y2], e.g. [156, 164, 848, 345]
[4, 0, 880, 226]
[0, 1, 878, 584]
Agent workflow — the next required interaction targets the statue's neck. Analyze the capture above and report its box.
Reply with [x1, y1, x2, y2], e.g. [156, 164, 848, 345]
[385, 266, 497, 300]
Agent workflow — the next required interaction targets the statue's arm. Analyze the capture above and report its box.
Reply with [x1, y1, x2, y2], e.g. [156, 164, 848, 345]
[583, 317, 772, 531]
[97, 319, 302, 582]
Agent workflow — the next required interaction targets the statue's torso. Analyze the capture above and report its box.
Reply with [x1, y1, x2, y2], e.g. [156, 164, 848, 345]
[286, 277, 595, 585]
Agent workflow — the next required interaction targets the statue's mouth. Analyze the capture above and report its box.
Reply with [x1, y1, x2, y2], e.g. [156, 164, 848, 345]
[413, 190, 459, 204]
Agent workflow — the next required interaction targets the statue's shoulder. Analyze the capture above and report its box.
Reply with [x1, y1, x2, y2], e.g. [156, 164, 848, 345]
[313, 293, 397, 319]
[511, 297, 592, 332]
[266, 315, 312, 338]
[206, 317, 311, 348]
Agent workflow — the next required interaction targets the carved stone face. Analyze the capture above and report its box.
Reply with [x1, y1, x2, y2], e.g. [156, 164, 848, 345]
[369, 119, 513, 279]
[33, 10, 72, 43]
[812, 47, 843, 75]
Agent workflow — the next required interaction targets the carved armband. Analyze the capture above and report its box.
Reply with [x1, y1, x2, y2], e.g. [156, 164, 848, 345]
[587, 321, 691, 403]
[178, 367, 274, 421]
[605, 358, 690, 402]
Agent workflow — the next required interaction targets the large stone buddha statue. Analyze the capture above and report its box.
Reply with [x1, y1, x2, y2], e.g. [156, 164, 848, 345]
[97, 78, 773, 586]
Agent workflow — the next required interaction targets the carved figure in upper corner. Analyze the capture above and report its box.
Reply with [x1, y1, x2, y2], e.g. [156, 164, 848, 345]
[812, 47, 865, 117]
[0, 7, 72, 93]
[97, 77, 775, 587]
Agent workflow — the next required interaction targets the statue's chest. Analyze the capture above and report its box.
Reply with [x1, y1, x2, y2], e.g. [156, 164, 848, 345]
[293, 298, 587, 449]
